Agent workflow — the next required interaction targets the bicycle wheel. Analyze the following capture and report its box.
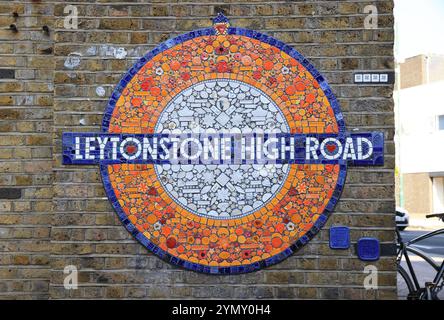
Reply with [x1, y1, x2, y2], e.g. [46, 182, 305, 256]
[401, 246, 442, 300]
[397, 264, 417, 299]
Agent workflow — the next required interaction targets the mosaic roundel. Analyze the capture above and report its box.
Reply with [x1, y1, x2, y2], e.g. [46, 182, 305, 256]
[93, 14, 357, 274]
[99, 15, 346, 273]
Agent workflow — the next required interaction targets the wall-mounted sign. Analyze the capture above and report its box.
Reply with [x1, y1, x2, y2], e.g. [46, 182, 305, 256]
[62, 14, 384, 274]
[354, 72, 395, 84]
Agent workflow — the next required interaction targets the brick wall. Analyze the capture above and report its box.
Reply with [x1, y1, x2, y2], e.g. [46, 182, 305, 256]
[1, 0, 396, 299]
[0, 1, 53, 299]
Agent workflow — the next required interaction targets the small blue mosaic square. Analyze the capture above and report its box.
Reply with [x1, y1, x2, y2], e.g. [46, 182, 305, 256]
[329, 226, 350, 249]
[357, 237, 380, 261]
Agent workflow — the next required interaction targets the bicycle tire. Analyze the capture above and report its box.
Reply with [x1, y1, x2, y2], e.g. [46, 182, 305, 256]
[406, 246, 440, 271]
[407, 246, 443, 300]
[400, 246, 442, 300]
[398, 264, 416, 300]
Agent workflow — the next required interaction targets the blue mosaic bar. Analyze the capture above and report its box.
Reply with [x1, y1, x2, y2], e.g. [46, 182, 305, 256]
[62, 132, 384, 166]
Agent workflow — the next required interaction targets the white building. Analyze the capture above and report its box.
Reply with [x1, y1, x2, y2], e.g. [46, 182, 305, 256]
[395, 54, 444, 215]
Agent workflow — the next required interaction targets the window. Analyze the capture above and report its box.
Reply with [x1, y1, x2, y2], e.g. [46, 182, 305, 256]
[433, 177, 444, 213]
[438, 115, 444, 131]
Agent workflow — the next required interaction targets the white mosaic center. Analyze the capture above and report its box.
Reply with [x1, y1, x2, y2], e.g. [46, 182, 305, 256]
[154, 79, 290, 219]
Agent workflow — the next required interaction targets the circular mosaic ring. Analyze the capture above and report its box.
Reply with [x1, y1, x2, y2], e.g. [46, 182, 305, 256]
[100, 14, 347, 274]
